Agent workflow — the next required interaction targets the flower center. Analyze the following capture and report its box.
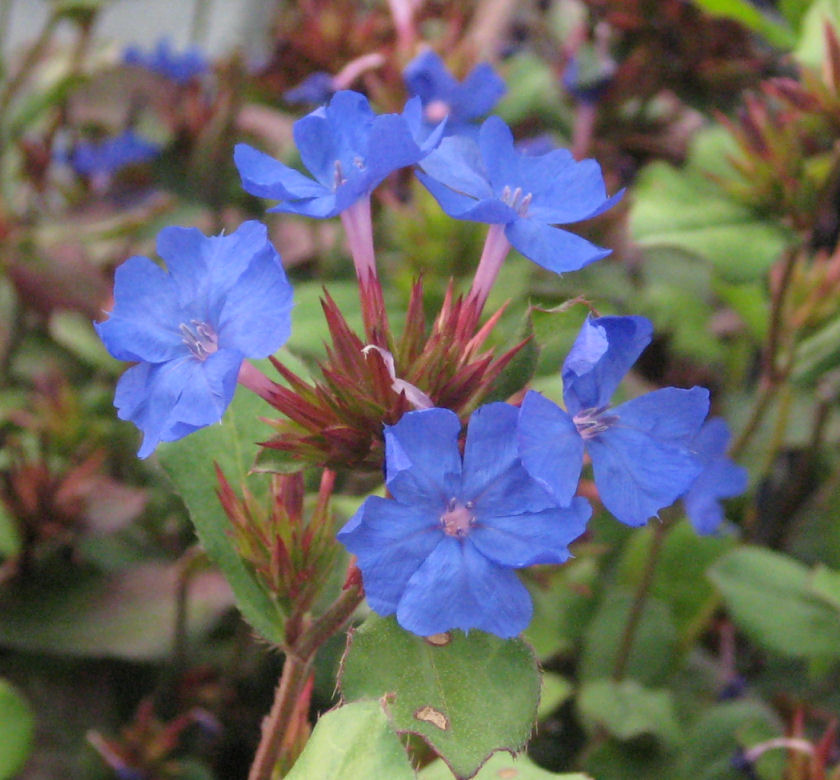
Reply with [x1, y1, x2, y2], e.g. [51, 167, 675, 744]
[500, 185, 533, 216]
[425, 99, 451, 122]
[572, 406, 618, 439]
[440, 497, 475, 538]
[180, 319, 219, 361]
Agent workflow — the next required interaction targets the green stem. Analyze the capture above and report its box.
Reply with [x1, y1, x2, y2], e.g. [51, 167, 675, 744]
[248, 585, 363, 780]
[612, 519, 669, 681]
[0, 8, 59, 117]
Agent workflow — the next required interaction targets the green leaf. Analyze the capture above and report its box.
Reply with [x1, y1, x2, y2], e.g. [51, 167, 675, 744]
[579, 591, 677, 686]
[791, 315, 840, 385]
[50, 311, 121, 373]
[630, 152, 792, 283]
[809, 564, 840, 612]
[483, 308, 539, 403]
[339, 615, 540, 780]
[708, 546, 840, 657]
[538, 672, 574, 719]
[0, 680, 34, 780]
[0, 503, 20, 560]
[677, 699, 782, 780]
[420, 751, 591, 779]
[691, 0, 795, 48]
[794, 0, 840, 67]
[0, 563, 231, 660]
[158, 385, 286, 645]
[285, 700, 415, 780]
[577, 678, 682, 746]
[618, 521, 736, 642]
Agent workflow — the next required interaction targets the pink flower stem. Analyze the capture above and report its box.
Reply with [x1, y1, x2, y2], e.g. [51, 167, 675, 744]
[237, 360, 276, 403]
[460, 223, 511, 335]
[340, 196, 390, 346]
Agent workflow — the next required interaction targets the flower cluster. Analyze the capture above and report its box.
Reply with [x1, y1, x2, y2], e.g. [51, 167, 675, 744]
[123, 38, 208, 85]
[96, 78, 745, 639]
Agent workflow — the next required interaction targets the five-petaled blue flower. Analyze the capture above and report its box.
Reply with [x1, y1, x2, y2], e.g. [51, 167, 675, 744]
[517, 315, 709, 527]
[403, 50, 505, 137]
[234, 90, 444, 219]
[123, 38, 208, 84]
[69, 130, 159, 179]
[95, 221, 293, 458]
[338, 404, 591, 638]
[416, 116, 622, 275]
[682, 418, 748, 534]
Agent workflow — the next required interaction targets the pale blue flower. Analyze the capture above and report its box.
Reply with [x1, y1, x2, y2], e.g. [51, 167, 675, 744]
[96, 221, 292, 457]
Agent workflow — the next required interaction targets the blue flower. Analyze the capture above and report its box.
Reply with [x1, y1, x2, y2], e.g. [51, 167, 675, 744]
[518, 315, 709, 527]
[338, 404, 591, 638]
[69, 130, 159, 178]
[416, 116, 622, 274]
[95, 221, 293, 458]
[234, 90, 444, 219]
[403, 50, 505, 136]
[682, 418, 748, 534]
[283, 71, 335, 105]
[123, 38, 208, 84]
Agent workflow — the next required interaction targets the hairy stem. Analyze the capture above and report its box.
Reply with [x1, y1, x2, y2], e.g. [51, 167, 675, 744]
[613, 519, 669, 681]
[248, 584, 363, 780]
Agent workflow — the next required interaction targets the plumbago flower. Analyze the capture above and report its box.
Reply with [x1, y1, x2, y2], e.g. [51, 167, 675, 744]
[123, 38, 208, 84]
[416, 116, 622, 312]
[69, 130, 159, 180]
[337, 404, 591, 638]
[403, 50, 505, 135]
[95, 221, 293, 458]
[234, 90, 444, 220]
[518, 315, 710, 527]
[682, 419, 748, 534]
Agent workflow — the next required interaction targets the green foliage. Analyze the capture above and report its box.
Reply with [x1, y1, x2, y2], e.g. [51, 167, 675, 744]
[339, 615, 540, 779]
[630, 150, 792, 283]
[420, 751, 590, 779]
[285, 701, 415, 780]
[708, 546, 840, 658]
[158, 385, 286, 646]
[691, 0, 796, 48]
[0, 562, 231, 660]
[577, 678, 682, 746]
[0, 679, 34, 780]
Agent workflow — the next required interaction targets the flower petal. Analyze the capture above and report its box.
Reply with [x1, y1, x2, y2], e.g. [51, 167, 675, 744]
[461, 402, 518, 496]
[588, 387, 709, 526]
[217, 239, 293, 357]
[517, 391, 585, 506]
[527, 159, 619, 224]
[234, 143, 327, 201]
[454, 63, 506, 121]
[396, 538, 532, 638]
[337, 496, 442, 615]
[504, 218, 611, 275]
[471, 496, 590, 567]
[683, 419, 748, 535]
[416, 171, 514, 222]
[418, 135, 495, 200]
[383, 408, 462, 507]
[479, 116, 519, 192]
[95, 256, 185, 363]
[562, 315, 653, 415]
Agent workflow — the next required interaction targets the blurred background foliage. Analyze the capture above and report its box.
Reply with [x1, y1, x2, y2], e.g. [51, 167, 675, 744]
[1, 0, 840, 778]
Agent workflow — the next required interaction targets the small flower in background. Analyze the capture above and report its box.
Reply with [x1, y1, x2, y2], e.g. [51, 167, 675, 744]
[234, 90, 444, 219]
[518, 315, 710, 527]
[95, 221, 293, 458]
[123, 37, 208, 85]
[66, 130, 160, 186]
[416, 115, 622, 276]
[338, 404, 591, 638]
[283, 71, 335, 106]
[682, 418, 748, 534]
[403, 49, 505, 136]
